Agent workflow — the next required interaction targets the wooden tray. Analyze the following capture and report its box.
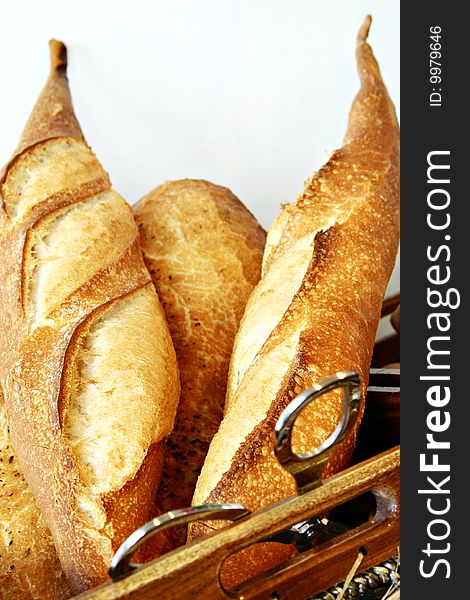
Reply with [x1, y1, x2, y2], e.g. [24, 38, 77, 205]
[77, 298, 401, 600]
[78, 449, 399, 600]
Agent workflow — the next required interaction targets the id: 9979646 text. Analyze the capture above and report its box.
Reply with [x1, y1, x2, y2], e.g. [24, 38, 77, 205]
[429, 26, 442, 107]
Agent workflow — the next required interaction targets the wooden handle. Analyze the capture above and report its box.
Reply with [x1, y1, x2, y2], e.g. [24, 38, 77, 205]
[391, 305, 400, 333]
[380, 293, 400, 318]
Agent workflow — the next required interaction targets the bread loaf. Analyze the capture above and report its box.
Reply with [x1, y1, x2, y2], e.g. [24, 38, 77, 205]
[134, 180, 265, 546]
[189, 16, 400, 587]
[0, 41, 180, 593]
[0, 390, 71, 600]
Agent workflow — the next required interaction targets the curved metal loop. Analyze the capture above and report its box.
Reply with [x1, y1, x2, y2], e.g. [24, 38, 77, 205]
[274, 370, 361, 493]
[109, 504, 250, 582]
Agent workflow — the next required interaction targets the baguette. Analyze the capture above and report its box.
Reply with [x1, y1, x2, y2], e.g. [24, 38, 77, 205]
[189, 16, 400, 587]
[0, 42, 180, 593]
[134, 180, 265, 546]
[0, 390, 71, 600]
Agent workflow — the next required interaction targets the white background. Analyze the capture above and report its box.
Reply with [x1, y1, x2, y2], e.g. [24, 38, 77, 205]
[0, 0, 399, 308]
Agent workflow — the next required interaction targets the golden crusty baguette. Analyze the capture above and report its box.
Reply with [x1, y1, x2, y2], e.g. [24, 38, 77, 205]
[0, 390, 71, 600]
[189, 16, 400, 587]
[0, 42, 180, 593]
[134, 180, 265, 546]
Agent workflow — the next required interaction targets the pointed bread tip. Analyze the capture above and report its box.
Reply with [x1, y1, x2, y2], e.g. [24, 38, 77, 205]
[1, 39, 83, 183]
[343, 13, 398, 147]
[357, 15, 372, 45]
[49, 39, 68, 74]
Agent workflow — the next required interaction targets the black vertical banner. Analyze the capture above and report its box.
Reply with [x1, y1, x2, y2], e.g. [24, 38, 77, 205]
[401, 3, 467, 597]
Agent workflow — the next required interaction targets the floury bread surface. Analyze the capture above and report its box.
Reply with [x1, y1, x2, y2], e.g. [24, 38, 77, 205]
[190, 16, 400, 587]
[0, 41, 180, 593]
[134, 180, 265, 545]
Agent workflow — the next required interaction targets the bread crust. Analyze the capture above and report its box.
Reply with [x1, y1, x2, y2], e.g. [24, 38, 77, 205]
[0, 390, 72, 600]
[0, 42, 180, 593]
[134, 179, 265, 546]
[189, 16, 400, 588]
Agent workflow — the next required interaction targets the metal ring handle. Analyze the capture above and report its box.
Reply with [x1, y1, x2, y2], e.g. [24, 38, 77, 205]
[109, 504, 250, 581]
[274, 370, 361, 493]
